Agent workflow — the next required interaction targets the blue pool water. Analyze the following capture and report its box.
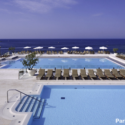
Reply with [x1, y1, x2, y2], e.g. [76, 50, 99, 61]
[1, 58, 124, 69]
[31, 85, 125, 125]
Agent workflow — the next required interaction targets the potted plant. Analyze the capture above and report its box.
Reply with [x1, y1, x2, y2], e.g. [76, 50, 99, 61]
[9, 47, 15, 55]
[113, 48, 118, 56]
[21, 53, 39, 76]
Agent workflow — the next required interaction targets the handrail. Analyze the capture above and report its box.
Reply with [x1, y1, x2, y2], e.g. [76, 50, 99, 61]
[7, 89, 42, 103]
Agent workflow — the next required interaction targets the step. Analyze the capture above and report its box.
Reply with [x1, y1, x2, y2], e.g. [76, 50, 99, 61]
[26, 97, 37, 112]
[17, 96, 29, 112]
[21, 97, 33, 112]
[35, 99, 45, 118]
[16, 96, 26, 111]
[32, 97, 41, 116]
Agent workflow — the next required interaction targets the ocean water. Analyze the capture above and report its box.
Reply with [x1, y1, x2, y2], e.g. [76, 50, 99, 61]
[0, 39, 125, 54]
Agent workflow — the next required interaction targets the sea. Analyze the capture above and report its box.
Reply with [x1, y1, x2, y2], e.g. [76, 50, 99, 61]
[0, 39, 125, 55]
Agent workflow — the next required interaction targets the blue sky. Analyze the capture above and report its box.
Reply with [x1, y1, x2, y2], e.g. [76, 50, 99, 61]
[0, 0, 125, 39]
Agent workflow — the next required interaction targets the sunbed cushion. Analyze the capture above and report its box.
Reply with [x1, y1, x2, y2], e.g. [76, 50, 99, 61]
[80, 69, 87, 78]
[88, 70, 96, 78]
[55, 69, 61, 77]
[72, 70, 78, 77]
[97, 69, 105, 78]
[63, 69, 69, 77]
[112, 69, 122, 78]
[104, 70, 114, 78]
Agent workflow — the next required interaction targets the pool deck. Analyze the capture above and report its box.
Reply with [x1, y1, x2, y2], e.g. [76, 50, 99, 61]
[0, 53, 125, 125]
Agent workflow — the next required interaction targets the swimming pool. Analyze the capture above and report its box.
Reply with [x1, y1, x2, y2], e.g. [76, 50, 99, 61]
[1, 58, 124, 69]
[30, 85, 125, 125]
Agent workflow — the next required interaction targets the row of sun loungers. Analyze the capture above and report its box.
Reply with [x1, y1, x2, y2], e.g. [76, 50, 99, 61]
[36, 69, 125, 80]
[68, 50, 110, 54]
[67, 51, 95, 54]
[9, 50, 111, 55]
[18, 51, 45, 54]
[46, 51, 63, 54]
[0, 54, 10, 58]
[98, 51, 110, 54]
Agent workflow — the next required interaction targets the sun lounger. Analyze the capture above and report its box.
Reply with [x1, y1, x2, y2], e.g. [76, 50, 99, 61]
[55, 69, 61, 80]
[83, 51, 85, 54]
[80, 52, 83, 54]
[98, 51, 101, 54]
[107, 51, 110, 54]
[72, 69, 78, 80]
[46, 69, 53, 80]
[119, 69, 125, 78]
[104, 69, 115, 79]
[63, 69, 69, 80]
[112, 69, 122, 79]
[80, 69, 87, 79]
[36, 69, 45, 80]
[100, 51, 103, 54]
[88, 70, 97, 79]
[7, 55, 18, 60]
[96, 69, 106, 79]
[0, 57, 6, 61]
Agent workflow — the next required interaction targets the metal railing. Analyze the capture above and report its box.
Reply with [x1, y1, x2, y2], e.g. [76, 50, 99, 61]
[7, 89, 42, 103]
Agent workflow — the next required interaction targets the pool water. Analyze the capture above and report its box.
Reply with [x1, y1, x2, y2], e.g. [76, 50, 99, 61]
[31, 85, 125, 125]
[1, 58, 124, 69]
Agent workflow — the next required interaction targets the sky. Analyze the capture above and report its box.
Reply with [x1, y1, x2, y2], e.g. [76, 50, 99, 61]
[0, 0, 125, 39]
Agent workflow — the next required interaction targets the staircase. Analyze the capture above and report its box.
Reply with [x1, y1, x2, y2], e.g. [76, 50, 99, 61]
[16, 96, 45, 119]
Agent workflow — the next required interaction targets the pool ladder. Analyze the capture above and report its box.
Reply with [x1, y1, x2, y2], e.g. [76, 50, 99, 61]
[7, 89, 45, 119]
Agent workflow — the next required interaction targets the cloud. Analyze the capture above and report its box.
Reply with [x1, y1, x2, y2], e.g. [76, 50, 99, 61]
[0, 8, 23, 15]
[14, 0, 77, 13]
[92, 13, 103, 17]
[0, 8, 11, 13]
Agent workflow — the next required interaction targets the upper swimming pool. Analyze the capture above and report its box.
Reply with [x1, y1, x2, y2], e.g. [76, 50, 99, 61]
[0, 58, 124, 69]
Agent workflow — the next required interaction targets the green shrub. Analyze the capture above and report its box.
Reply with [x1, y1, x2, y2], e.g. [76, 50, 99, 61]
[9, 47, 15, 53]
[113, 48, 118, 53]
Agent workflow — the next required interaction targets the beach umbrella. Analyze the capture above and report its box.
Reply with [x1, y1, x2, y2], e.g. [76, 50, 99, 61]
[48, 46, 55, 49]
[34, 46, 43, 49]
[72, 46, 79, 49]
[24, 46, 31, 49]
[99, 46, 107, 50]
[85, 46, 93, 50]
[99, 46, 107, 53]
[34, 46, 43, 53]
[48, 46, 55, 52]
[24, 46, 31, 52]
[61, 47, 69, 50]
[61, 47, 69, 52]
